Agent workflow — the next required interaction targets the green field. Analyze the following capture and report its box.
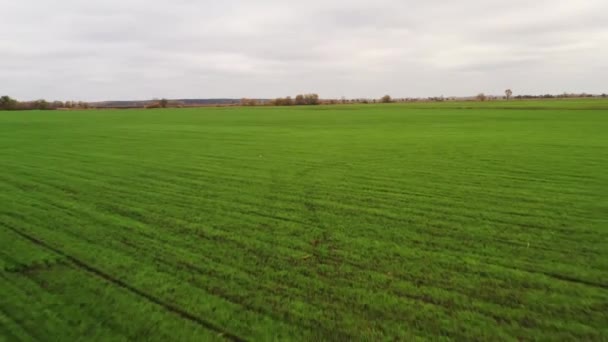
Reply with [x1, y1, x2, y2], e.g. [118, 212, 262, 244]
[1, 100, 607, 340]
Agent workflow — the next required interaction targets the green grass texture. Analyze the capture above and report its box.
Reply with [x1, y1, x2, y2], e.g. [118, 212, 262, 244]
[1, 100, 607, 340]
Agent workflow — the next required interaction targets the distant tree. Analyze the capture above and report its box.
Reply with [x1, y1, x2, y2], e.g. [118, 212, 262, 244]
[159, 98, 169, 108]
[380, 95, 392, 103]
[272, 97, 291, 106]
[0, 95, 18, 110]
[293, 94, 319, 105]
[303, 93, 319, 105]
[295, 94, 306, 105]
[476, 93, 487, 102]
[602, 93, 607, 98]
[240, 98, 258, 106]
[284, 96, 294, 106]
[505, 89, 513, 100]
[34, 99, 49, 110]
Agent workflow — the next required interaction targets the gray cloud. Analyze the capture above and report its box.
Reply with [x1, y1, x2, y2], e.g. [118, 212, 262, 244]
[1, 0, 607, 101]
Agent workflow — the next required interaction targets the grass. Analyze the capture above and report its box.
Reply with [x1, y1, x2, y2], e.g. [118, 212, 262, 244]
[1, 100, 607, 340]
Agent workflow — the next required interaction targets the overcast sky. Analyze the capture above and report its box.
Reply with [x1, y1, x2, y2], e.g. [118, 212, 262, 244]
[1, 0, 607, 101]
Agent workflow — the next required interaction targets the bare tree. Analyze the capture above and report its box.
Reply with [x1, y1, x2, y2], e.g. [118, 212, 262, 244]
[380, 95, 392, 103]
[303, 94, 319, 105]
[240, 98, 257, 106]
[272, 97, 293, 106]
[295, 94, 305, 105]
[505, 89, 513, 100]
[476, 93, 487, 102]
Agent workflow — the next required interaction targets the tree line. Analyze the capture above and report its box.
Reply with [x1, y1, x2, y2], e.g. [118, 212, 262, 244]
[239, 94, 395, 106]
[0, 96, 89, 110]
[3, 91, 607, 111]
[474, 90, 608, 101]
[240, 94, 322, 106]
[142, 92, 608, 108]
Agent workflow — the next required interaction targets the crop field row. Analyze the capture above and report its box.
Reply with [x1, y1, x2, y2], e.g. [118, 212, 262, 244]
[1, 100, 607, 340]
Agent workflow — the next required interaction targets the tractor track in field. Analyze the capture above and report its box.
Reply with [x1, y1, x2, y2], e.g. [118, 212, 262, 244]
[538, 271, 608, 290]
[2, 223, 247, 342]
